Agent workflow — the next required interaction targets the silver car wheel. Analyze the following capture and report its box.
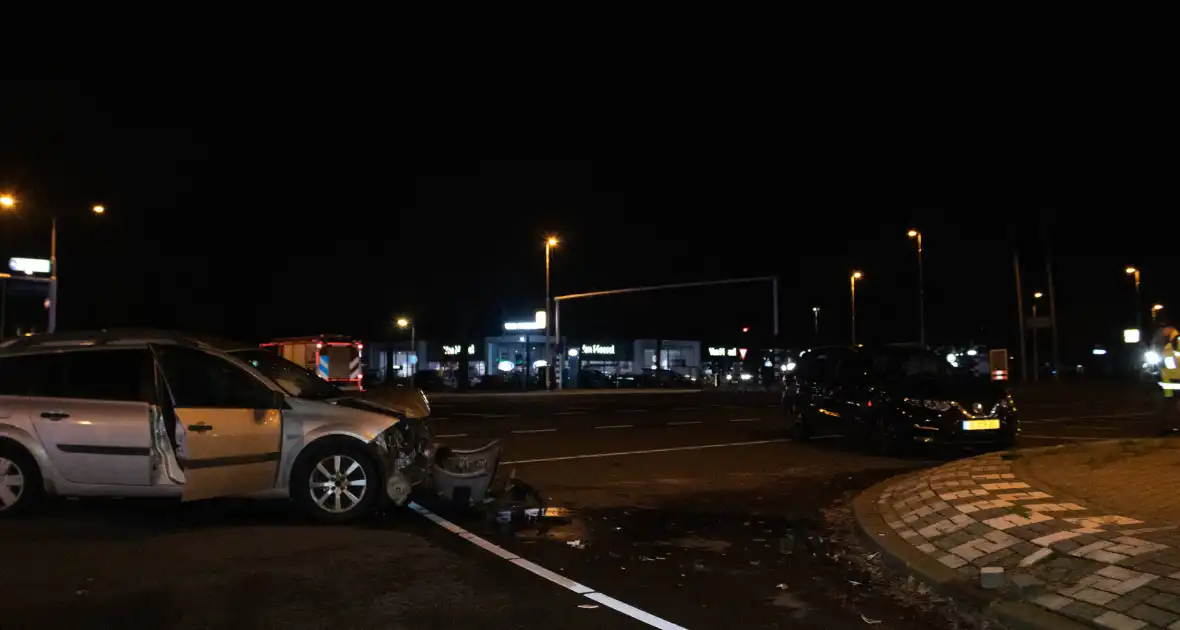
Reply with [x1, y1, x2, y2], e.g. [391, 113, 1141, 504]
[308, 454, 368, 514]
[0, 457, 25, 512]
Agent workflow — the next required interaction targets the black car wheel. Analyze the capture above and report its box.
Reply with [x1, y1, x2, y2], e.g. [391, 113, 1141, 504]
[0, 442, 42, 517]
[871, 418, 908, 456]
[784, 402, 810, 440]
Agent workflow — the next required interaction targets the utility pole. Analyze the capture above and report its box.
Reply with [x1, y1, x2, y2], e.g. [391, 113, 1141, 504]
[1014, 249, 1028, 382]
[1046, 253, 1060, 381]
[812, 307, 820, 342]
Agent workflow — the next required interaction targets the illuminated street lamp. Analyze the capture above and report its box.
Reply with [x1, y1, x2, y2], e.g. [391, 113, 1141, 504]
[907, 229, 925, 346]
[850, 271, 863, 345]
[545, 235, 558, 390]
[396, 317, 416, 388]
[1126, 266, 1142, 335]
[0, 194, 105, 333]
[812, 306, 820, 340]
[1153, 304, 1165, 323]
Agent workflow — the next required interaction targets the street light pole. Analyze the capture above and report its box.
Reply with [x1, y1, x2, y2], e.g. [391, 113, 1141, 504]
[1127, 267, 1142, 334]
[850, 271, 863, 345]
[1032, 292, 1043, 382]
[812, 307, 820, 342]
[545, 236, 558, 391]
[908, 229, 925, 346]
[396, 318, 415, 389]
[1154, 304, 1164, 323]
[48, 218, 57, 333]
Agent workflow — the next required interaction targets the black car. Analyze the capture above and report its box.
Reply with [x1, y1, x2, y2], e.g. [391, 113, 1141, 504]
[782, 344, 1016, 453]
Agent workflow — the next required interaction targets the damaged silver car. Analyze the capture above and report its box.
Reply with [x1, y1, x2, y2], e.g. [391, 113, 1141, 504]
[0, 330, 500, 522]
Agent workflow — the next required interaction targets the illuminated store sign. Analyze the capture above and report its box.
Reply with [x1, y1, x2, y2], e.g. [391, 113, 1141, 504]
[581, 344, 615, 355]
[708, 347, 738, 357]
[504, 311, 546, 331]
[443, 344, 477, 356]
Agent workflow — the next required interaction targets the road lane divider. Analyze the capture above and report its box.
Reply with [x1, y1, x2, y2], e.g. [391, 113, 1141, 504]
[594, 424, 633, 430]
[667, 421, 702, 426]
[436, 433, 468, 438]
[407, 502, 688, 630]
[501, 438, 796, 465]
[1021, 411, 1153, 424]
[511, 428, 558, 434]
[729, 417, 760, 423]
[1019, 434, 1109, 441]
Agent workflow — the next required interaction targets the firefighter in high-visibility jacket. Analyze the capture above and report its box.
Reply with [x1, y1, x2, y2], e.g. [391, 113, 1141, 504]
[1154, 323, 1180, 396]
[1154, 322, 1180, 434]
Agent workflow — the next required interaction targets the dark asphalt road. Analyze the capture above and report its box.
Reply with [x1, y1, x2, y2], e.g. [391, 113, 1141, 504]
[0, 384, 1164, 629]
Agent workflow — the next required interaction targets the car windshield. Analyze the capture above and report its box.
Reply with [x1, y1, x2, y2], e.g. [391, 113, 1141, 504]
[231, 349, 344, 400]
[871, 348, 955, 380]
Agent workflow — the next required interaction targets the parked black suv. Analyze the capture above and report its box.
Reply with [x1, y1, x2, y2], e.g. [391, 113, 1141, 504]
[782, 344, 1017, 453]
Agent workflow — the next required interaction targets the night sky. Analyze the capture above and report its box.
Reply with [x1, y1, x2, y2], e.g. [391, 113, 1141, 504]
[0, 81, 1168, 364]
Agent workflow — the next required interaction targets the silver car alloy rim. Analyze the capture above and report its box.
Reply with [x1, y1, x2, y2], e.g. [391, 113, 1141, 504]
[309, 455, 368, 514]
[0, 457, 25, 511]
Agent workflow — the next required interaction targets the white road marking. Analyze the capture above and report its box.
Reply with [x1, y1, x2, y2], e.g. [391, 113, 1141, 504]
[1022, 412, 1153, 424]
[729, 417, 760, 423]
[1020, 434, 1109, 441]
[667, 421, 702, 426]
[595, 424, 634, 430]
[553, 411, 587, 416]
[671, 407, 699, 411]
[501, 439, 795, 465]
[436, 433, 468, 438]
[511, 428, 558, 434]
[408, 502, 688, 630]
[617, 409, 647, 413]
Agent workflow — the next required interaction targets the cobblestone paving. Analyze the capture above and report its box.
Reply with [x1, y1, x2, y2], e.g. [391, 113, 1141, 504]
[879, 453, 1180, 630]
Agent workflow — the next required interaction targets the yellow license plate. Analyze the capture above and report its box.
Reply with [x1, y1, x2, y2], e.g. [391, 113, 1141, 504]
[963, 419, 1000, 431]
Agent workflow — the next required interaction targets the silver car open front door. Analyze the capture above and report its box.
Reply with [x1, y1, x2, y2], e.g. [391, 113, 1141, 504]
[152, 345, 283, 502]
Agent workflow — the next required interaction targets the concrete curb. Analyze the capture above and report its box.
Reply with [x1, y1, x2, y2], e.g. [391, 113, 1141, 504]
[852, 470, 1091, 630]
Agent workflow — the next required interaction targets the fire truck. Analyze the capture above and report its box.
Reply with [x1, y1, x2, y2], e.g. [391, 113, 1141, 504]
[261, 335, 364, 389]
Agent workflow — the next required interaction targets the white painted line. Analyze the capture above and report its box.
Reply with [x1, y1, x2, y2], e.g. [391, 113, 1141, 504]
[1020, 434, 1109, 441]
[436, 433, 468, 438]
[408, 502, 687, 630]
[460, 532, 521, 560]
[1023, 411, 1153, 424]
[501, 438, 795, 465]
[584, 592, 688, 630]
[595, 424, 634, 430]
[553, 411, 587, 416]
[729, 417, 761, 423]
[512, 428, 558, 434]
[617, 409, 647, 413]
[667, 421, 702, 426]
[671, 407, 699, 411]
[509, 558, 595, 594]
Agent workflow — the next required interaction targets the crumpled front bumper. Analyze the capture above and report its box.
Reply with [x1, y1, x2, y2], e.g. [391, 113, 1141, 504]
[427, 440, 503, 507]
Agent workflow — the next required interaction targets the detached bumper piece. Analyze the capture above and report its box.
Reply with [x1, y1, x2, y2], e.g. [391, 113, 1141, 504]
[429, 440, 502, 508]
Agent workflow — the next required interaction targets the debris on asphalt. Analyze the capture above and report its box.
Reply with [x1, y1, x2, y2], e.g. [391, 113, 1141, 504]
[567, 539, 586, 549]
[980, 567, 1004, 590]
[861, 613, 882, 624]
[776, 583, 789, 590]
[577, 604, 599, 609]
[866, 552, 879, 560]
